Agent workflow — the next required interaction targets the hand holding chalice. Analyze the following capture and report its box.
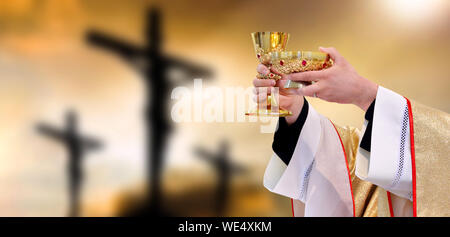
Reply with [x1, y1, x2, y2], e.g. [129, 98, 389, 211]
[247, 32, 333, 117]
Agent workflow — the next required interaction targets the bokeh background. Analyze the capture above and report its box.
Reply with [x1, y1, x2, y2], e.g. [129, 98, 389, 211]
[0, 0, 449, 216]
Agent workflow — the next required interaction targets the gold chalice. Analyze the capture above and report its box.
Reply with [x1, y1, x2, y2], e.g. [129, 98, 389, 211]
[246, 31, 291, 117]
[270, 50, 333, 89]
[246, 31, 333, 117]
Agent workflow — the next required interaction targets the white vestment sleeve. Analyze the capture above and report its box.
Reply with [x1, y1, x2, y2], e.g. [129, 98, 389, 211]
[264, 105, 354, 217]
[356, 86, 413, 200]
[263, 105, 321, 202]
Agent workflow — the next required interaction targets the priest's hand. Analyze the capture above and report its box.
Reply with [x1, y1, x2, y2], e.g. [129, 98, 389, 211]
[286, 47, 378, 111]
[253, 64, 304, 125]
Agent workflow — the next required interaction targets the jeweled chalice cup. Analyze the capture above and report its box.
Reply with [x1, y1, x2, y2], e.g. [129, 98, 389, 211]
[246, 32, 291, 117]
[271, 50, 333, 89]
[246, 32, 334, 117]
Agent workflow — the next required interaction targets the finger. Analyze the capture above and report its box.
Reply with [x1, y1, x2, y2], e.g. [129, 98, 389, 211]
[256, 64, 270, 75]
[275, 79, 288, 88]
[253, 78, 276, 87]
[301, 82, 321, 97]
[286, 70, 326, 82]
[268, 67, 289, 80]
[319, 47, 342, 63]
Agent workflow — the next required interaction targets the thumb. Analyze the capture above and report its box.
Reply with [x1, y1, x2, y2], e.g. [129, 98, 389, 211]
[319, 47, 342, 63]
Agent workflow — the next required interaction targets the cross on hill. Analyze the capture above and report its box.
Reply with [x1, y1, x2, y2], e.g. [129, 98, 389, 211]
[36, 110, 102, 217]
[194, 140, 247, 216]
[86, 7, 213, 215]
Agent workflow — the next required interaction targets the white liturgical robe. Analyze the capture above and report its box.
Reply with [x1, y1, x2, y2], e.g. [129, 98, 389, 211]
[263, 86, 436, 217]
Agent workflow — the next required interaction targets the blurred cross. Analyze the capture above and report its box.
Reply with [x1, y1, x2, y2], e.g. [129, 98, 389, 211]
[36, 110, 102, 217]
[86, 7, 213, 215]
[194, 140, 247, 216]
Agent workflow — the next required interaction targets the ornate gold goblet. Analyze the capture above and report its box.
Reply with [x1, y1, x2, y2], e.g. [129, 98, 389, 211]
[246, 32, 334, 117]
[246, 32, 291, 117]
[270, 50, 333, 89]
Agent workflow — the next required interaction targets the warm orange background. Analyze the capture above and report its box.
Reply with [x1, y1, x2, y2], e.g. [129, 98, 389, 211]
[0, 0, 448, 216]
